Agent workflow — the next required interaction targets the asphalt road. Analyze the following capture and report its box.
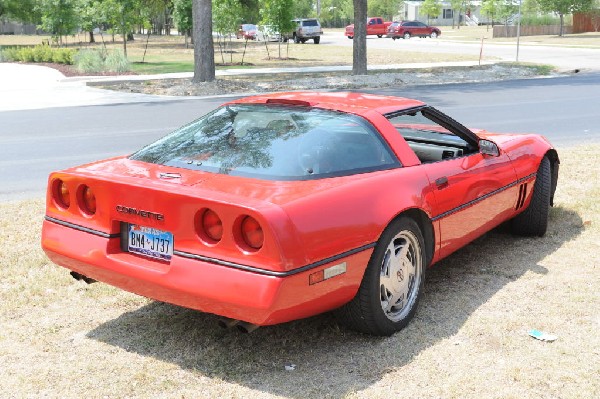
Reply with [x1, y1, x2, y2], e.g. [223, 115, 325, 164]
[1, 72, 599, 201]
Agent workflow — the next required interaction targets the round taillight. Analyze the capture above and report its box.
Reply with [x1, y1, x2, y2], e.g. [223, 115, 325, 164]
[80, 185, 96, 215]
[202, 209, 223, 242]
[54, 179, 70, 208]
[241, 216, 263, 250]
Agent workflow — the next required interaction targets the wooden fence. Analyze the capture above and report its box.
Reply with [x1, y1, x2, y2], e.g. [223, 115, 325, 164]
[493, 25, 573, 38]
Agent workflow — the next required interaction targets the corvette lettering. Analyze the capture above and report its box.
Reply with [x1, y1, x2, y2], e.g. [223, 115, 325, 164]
[116, 205, 164, 221]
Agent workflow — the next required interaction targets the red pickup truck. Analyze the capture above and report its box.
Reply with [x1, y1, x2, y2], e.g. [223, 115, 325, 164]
[345, 17, 392, 39]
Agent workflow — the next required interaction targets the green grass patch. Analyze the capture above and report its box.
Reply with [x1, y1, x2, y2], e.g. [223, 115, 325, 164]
[130, 61, 193, 74]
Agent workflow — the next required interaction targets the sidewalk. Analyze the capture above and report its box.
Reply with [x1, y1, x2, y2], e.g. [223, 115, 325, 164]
[0, 60, 495, 112]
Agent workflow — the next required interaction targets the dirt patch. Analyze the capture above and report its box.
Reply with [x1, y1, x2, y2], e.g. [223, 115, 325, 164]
[94, 64, 554, 97]
[28, 62, 138, 77]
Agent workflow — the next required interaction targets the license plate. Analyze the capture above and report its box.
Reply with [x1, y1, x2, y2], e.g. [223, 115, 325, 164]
[127, 224, 173, 261]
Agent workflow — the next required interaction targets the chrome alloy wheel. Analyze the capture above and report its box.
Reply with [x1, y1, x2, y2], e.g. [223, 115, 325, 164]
[380, 230, 422, 322]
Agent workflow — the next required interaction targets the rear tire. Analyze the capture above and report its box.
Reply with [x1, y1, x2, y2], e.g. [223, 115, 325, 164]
[377, 34, 383, 38]
[511, 156, 551, 236]
[403, 32, 411, 40]
[336, 217, 425, 336]
[347, 36, 353, 39]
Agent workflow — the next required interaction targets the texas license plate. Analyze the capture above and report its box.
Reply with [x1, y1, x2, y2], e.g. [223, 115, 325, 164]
[127, 224, 173, 261]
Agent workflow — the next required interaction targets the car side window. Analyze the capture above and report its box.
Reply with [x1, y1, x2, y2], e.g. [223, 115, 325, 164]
[387, 110, 474, 163]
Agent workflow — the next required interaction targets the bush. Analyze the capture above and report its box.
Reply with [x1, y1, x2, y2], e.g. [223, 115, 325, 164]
[33, 44, 52, 62]
[0, 45, 75, 64]
[74, 49, 105, 73]
[74, 48, 130, 73]
[52, 48, 75, 65]
[104, 49, 130, 73]
[520, 14, 572, 26]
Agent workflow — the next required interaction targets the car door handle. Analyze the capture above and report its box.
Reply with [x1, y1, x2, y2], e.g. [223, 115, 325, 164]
[435, 177, 449, 188]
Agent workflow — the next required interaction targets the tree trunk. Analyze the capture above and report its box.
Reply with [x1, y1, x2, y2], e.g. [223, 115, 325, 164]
[352, 0, 367, 75]
[192, 0, 216, 82]
[559, 13, 564, 37]
[89, 30, 95, 43]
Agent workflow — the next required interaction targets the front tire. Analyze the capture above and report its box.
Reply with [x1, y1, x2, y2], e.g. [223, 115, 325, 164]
[430, 31, 438, 38]
[511, 156, 551, 236]
[336, 217, 425, 336]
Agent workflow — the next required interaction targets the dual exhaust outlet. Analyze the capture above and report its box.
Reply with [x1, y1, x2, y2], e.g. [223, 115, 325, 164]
[69, 271, 259, 333]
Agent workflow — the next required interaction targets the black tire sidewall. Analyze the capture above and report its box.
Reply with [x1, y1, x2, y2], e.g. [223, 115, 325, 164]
[362, 217, 426, 335]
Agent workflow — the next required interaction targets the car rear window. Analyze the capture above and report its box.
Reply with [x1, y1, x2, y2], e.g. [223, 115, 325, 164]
[130, 104, 398, 180]
[302, 20, 319, 27]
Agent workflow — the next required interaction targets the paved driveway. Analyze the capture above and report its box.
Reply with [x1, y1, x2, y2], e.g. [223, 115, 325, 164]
[0, 63, 170, 112]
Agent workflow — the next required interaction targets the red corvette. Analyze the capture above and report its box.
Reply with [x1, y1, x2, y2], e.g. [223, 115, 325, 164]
[42, 92, 559, 336]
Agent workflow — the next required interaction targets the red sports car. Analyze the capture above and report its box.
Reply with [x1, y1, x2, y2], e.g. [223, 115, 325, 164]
[42, 92, 559, 336]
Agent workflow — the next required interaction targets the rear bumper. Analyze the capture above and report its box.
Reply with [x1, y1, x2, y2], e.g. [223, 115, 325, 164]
[42, 218, 372, 325]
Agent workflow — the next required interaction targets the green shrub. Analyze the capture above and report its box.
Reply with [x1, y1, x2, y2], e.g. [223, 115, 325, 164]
[32, 44, 53, 63]
[74, 49, 105, 73]
[520, 14, 571, 26]
[19, 47, 35, 62]
[104, 49, 130, 73]
[52, 48, 75, 65]
[0, 45, 75, 64]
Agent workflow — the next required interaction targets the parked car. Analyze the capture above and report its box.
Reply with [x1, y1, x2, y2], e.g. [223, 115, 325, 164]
[42, 92, 559, 336]
[291, 18, 322, 44]
[236, 24, 257, 40]
[256, 25, 285, 42]
[345, 17, 392, 39]
[387, 20, 441, 39]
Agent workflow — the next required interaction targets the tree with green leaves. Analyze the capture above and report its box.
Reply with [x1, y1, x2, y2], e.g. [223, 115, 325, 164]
[293, 0, 315, 18]
[537, 0, 593, 36]
[368, 0, 401, 21]
[77, 0, 103, 43]
[421, 0, 442, 24]
[260, 0, 295, 59]
[173, 0, 192, 45]
[481, 0, 498, 27]
[0, 0, 41, 23]
[239, 0, 259, 23]
[36, 0, 79, 45]
[213, 0, 241, 64]
[192, 0, 215, 82]
[97, 0, 144, 57]
[320, 0, 353, 27]
[353, 0, 367, 75]
[449, 0, 462, 28]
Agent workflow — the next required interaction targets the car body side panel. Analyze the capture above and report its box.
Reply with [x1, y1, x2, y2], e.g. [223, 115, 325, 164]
[280, 167, 437, 266]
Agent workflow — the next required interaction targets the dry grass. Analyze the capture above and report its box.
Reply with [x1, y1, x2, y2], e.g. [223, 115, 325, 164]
[1, 144, 599, 398]
[1, 32, 479, 72]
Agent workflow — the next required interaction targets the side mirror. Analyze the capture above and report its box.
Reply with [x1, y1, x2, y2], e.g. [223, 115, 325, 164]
[479, 139, 500, 157]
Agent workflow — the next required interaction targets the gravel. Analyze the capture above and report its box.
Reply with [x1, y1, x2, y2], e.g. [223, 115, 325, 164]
[95, 64, 554, 97]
